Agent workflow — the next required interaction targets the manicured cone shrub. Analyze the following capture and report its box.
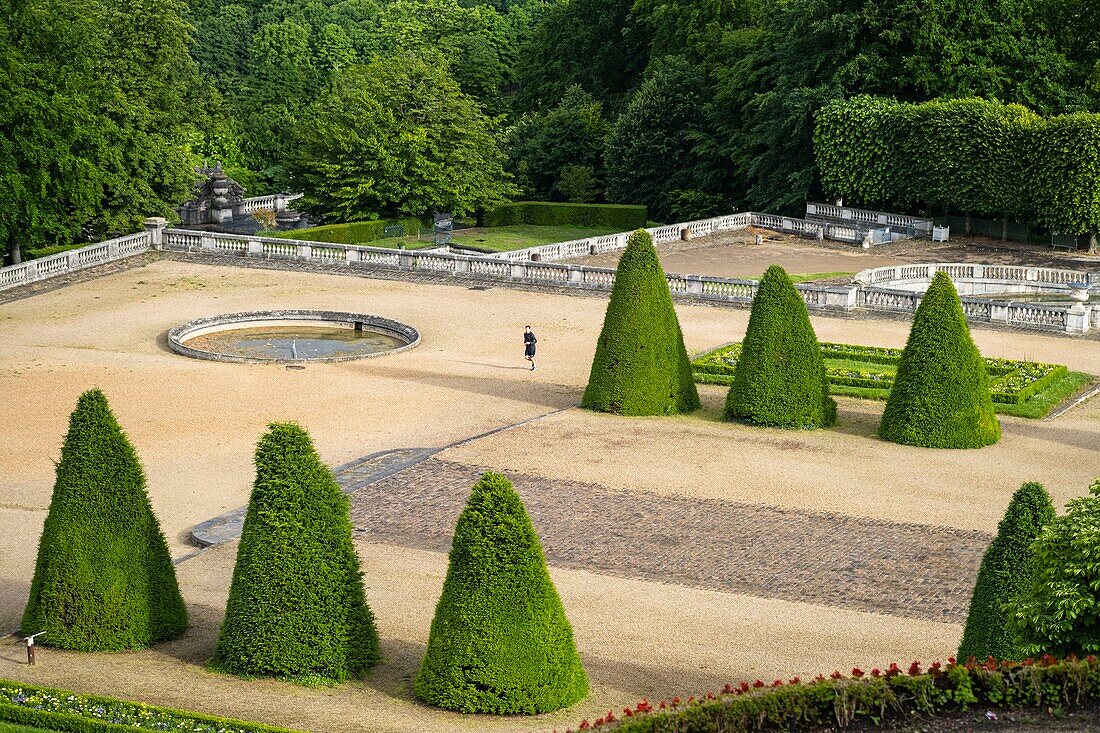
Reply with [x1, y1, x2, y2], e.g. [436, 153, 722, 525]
[582, 229, 699, 415]
[213, 423, 379, 681]
[879, 272, 1001, 448]
[22, 389, 187, 650]
[724, 265, 837, 428]
[958, 481, 1055, 662]
[415, 472, 588, 713]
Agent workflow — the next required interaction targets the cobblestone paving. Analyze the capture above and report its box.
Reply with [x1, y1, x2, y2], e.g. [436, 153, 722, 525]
[0, 252, 162, 304]
[350, 458, 991, 624]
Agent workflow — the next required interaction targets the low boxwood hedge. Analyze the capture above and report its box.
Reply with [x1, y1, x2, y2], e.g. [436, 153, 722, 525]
[26, 244, 86, 260]
[572, 656, 1100, 732]
[0, 680, 302, 733]
[482, 202, 647, 229]
[268, 217, 424, 245]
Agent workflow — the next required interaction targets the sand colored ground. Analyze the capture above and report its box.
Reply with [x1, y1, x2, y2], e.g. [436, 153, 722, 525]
[0, 541, 957, 733]
[0, 254, 1096, 732]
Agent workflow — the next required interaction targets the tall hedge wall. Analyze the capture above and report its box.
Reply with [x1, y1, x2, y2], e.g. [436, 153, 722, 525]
[483, 201, 647, 229]
[22, 389, 187, 651]
[415, 472, 588, 713]
[213, 423, 379, 682]
[815, 96, 1100, 238]
[582, 229, 699, 416]
[879, 272, 1001, 448]
[724, 265, 836, 429]
[958, 482, 1055, 662]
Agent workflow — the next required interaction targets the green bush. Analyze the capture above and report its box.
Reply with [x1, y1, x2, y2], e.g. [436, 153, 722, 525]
[269, 217, 423, 244]
[580, 656, 1100, 732]
[879, 272, 1001, 448]
[415, 472, 588, 713]
[482, 201, 647, 229]
[26, 244, 85, 260]
[0, 679, 303, 733]
[1010, 477, 1100, 657]
[958, 482, 1056, 662]
[213, 423, 379, 682]
[724, 265, 836, 429]
[582, 229, 699, 416]
[22, 389, 187, 651]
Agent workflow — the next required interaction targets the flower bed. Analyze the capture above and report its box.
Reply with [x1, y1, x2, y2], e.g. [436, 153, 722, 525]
[570, 655, 1100, 733]
[0, 681, 301, 733]
[693, 342, 1071, 409]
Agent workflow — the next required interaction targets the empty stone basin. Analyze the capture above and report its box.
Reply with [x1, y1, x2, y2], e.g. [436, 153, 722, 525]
[169, 310, 420, 363]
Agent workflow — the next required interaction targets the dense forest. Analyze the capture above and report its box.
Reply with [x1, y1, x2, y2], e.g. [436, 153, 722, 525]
[3, 0, 1100, 262]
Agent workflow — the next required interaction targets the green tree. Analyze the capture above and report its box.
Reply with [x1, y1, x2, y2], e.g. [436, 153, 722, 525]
[1010, 478, 1100, 657]
[724, 265, 836, 429]
[879, 272, 1001, 448]
[604, 57, 715, 219]
[415, 472, 588, 713]
[958, 482, 1056, 662]
[287, 55, 515, 221]
[582, 229, 700, 415]
[213, 423, 379, 682]
[22, 389, 187, 650]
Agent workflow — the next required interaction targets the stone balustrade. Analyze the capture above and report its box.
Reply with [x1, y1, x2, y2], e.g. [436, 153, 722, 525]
[807, 203, 935, 233]
[2, 215, 1095, 334]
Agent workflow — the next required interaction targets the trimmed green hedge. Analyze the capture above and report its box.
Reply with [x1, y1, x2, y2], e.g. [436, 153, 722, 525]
[724, 265, 836, 429]
[582, 229, 699, 416]
[22, 389, 187, 651]
[0, 679, 302, 733]
[213, 423, 379, 682]
[879, 272, 1001, 448]
[268, 217, 423, 245]
[483, 202, 646, 229]
[959, 482, 1056, 663]
[415, 472, 588, 713]
[815, 96, 1100, 238]
[576, 656, 1100, 732]
[26, 244, 85, 260]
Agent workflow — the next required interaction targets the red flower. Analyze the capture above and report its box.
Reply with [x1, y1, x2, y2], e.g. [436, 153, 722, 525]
[753, 680, 765, 688]
[830, 671, 844, 680]
[672, 696, 681, 707]
[908, 661, 922, 676]
[579, 721, 589, 731]
[929, 662, 943, 677]
[814, 674, 826, 682]
[947, 657, 957, 665]
[722, 683, 733, 694]
[789, 676, 801, 685]
[623, 709, 632, 717]
[886, 663, 901, 678]
[738, 682, 750, 693]
[871, 669, 881, 678]
[659, 701, 667, 710]
[771, 680, 783, 687]
[851, 668, 865, 678]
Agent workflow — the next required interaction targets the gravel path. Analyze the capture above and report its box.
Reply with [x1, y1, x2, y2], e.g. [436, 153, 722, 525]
[351, 458, 990, 623]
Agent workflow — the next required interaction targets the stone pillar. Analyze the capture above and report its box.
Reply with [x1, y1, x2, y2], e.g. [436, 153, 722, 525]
[824, 286, 858, 311]
[510, 263, 527, 279]
[295, 244, 312, 259]
[201, 234, 215, 250]
[398, 251, 414, 269]
[274, 193, 287, 213]
[1066, 304, 1091, 334]
[246, 238, 263, 257]
[568, 267, 584, 285]
[454, 256, 470, 273]
[143, 217, 168, 248]
[685, 275, 703, 295]
[345, 248, 361, 264]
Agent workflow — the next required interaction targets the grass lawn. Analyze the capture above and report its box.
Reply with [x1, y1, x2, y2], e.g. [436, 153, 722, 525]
[785, 271, 856, 283]
[695, 343, 1095, 420]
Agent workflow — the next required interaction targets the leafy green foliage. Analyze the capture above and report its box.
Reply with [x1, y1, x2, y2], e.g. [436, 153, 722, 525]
[1010, 478, 1100, 657]
[816, 96, 1100, 235]
[959, 482, 1056, 662]
[483, 202, 647, 229]
[213, 423, 379, 682]
[1, 0, 197, 263]
[604, 57, 715, 221]
[506, 86, 612, 201]
[287, 56, 515, 222]
[582, 229, 699, 416]
[415, 472, 588, 713]
[22, 390, 187, 651]
[879, 273, 1001, 448]
[724, 266, 836, 429]
[268, 218, 424, 244]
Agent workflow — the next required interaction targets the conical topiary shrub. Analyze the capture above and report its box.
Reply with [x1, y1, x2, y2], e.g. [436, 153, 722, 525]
[415, 472, 588, 713]
[582, 229, 699, 415]
[724, 264, 837, 428]
[879, 271, 1000, 447]
[958, 482, 1055, 662]
[213, 423, 379, 682]
[22, 389, 187, 651]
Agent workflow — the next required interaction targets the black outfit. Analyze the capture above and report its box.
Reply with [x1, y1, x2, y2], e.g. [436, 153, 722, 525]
[524, 331, 537, 357]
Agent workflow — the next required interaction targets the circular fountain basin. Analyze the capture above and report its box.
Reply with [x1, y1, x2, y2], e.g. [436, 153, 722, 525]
[169, 310, 420, 363]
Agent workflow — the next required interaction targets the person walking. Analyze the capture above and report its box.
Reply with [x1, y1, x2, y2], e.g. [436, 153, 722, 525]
[523, 325, 537, 371]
